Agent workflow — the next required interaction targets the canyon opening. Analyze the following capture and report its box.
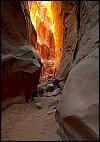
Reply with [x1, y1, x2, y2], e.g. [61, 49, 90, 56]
[28, 1, 64, 78]
[1, 1, 99, 141]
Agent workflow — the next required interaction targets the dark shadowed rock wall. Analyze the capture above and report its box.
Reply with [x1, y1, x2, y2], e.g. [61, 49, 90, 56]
[1, 1, 41, 100]
[56, 1, 99, 141]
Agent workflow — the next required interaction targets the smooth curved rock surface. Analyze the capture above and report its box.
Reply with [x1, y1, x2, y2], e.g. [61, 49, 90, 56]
[56, 1, 99, 141]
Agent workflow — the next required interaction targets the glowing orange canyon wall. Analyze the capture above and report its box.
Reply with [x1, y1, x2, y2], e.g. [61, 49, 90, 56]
[28, 1, 64, 76]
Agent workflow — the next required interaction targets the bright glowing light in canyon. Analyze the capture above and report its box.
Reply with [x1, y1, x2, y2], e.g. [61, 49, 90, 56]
[28, 1, 64, 76]
[29, 1, 54, 45]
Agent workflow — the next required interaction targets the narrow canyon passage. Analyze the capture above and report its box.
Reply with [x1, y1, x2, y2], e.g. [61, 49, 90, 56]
[28, 1, 64, 77]
[1, 1, 64, 141]
[1, 1, 99, 141]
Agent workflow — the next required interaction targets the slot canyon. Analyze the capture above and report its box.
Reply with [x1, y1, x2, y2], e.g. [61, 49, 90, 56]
[28, 1, 64, 77]
[1, 1, 99, 141]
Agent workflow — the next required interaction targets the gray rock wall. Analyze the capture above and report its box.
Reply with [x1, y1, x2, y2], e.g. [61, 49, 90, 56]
[56, 1, 77, 79]
[56, 1, 99, 141]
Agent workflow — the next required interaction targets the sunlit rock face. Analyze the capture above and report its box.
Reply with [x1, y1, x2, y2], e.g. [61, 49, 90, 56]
[20, 1, 37, 48]
[28, 1, 64, 77]
[51, 1, 64, 70]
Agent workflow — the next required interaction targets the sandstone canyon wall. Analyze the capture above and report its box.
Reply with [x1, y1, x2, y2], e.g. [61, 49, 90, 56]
[1, 1, 99, 140]
[1, 1, 41, 100]
[56, 1, 77, 79]
[20, 1, 37, 47]
[28, 1, 64, 77]
[56, 1, 99, 141]
[50, 1, 64, 70]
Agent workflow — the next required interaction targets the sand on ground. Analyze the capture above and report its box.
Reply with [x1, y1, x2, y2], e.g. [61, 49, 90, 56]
[1, 101, 61, 141]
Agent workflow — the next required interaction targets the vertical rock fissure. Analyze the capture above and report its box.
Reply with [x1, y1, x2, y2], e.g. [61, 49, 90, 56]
[73, 1, 80, 61]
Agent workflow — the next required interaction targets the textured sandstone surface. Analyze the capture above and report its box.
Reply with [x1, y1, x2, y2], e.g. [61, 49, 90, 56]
[28, 1, 64, 76]
[1, 1, 41, 100]
[56, 1, 99, 140]
[51, 1, 64, 69]
[1, 1, 99, 141]
[1, 103, 60, 141]
[56, 1, 77, 79]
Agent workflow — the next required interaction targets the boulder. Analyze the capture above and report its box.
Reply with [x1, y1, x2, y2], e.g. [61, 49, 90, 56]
[45, 83, 55, 92]
[33, 97, 59, 108]
[52, 88, 61, 96]
[45, 88, 61, 97]
[1, 42, 42, 100]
